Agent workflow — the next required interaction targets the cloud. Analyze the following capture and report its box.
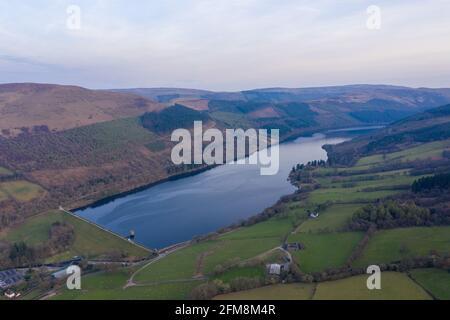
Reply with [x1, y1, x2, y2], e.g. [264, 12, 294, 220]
[0, 0, 449, 89]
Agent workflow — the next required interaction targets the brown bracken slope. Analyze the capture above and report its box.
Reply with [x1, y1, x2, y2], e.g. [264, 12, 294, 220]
[0, 83, 161, 137]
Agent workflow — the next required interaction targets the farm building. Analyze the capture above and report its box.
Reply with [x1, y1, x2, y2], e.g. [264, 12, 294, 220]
[267, 264, 281, 275]
[309, 212, 319, 219]
[283, 243, 304, 251]
[266, 263, 291, 275]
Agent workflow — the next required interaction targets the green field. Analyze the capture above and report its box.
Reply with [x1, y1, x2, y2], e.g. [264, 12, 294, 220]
[356, 140, 450, 166]
[409, 268, 450, 300]
[354, 226, 450, 267]
[214, 283, 315, 300]
[53, 269, 199, 300]
[134, 242, 215, 283]
[215, 272, 432, 300]
[297, 204, 362, 233]
[309, 187, 399, 204]
[220, 217, 293, 241]
[1, 210, 150, 262]
[213, 266, 265, 283]
[203, 238, 282, 274]
[134, 217, 293, 284]
[0, 180, 45, 202]
[313, 272, 431, 300]
[288, 232, 364, 273]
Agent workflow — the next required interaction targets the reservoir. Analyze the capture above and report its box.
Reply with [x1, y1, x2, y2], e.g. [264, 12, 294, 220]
[76, 132, 355, 249]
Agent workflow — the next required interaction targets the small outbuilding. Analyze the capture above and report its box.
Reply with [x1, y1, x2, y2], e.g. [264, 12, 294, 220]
[309, 212, 319, 219]
[283, 243, 304, 251]
[266, 264, 281, 275]
[266, 263, 291, 276]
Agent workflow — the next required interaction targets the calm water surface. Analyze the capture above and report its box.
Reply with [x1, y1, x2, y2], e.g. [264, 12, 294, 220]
[76, 133, 348, 249]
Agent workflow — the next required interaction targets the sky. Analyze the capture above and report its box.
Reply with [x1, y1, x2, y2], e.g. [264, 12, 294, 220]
[0, 0, 450, 91]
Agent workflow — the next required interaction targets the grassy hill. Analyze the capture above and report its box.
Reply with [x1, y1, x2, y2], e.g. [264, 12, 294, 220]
[0, 210, 150, 263]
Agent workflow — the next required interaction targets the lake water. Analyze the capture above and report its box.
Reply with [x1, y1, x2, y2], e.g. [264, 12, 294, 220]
[76, 133, 350, 249]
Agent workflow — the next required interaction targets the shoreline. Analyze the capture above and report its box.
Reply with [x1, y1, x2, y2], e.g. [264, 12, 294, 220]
[69, 125, 315, 213]
[67, 125, 382, 250]
[71, 164, 218, 212]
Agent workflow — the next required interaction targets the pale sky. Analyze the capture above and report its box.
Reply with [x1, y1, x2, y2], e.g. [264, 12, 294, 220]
[1, 0, 450, 90]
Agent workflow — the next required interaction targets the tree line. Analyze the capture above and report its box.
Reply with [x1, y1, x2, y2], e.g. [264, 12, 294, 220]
[411, 172, 450, 193]
[347, 199, 449, 231]
[0, 222, 75, 269]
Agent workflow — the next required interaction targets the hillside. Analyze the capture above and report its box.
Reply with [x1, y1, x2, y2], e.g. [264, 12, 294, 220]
[0, 83, 161, 137]
[116, 85, 450, 130]
[47, 127, 450, 300]
[325, 104, 450, 165]
[1, 83, 450, 252]
[1, 91, 450, 300]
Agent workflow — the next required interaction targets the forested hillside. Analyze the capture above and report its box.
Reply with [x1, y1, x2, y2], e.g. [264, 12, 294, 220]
[325, 105, 450, 165]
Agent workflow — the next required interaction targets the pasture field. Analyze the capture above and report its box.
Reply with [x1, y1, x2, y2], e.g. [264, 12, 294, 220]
[134, 219, 289, 284]
[313, 272, 431, 300]
[53, 269, 198, 300]
[2, 211, 62, 245]
[0, 210, 150, 262]
[134, 242, 215, 283]
[288, 231, 364, 273]
[309, 166, 423, 204]
[0, 180, 45, 202]
[203, 237, 282, 274]
[213, 266, 265, 283]
[220, 217, 294, 241]
[409, 268, 450, 300]
[356, 139, 450, 166]
[309, 187, 399, 204]
[214, 272, 433, 300]
[214, 283, 315, 300]
[315, 170, 415, 188]
[333, 174, 420, 189]
[201, 216, 295, 274]
[354, 226, 450, 267]
[297, 204, 362, 233]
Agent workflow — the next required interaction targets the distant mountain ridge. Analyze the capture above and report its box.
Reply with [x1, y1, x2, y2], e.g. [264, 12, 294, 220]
[112, 84, 450, 129]
[2, 82, 450, 139]
[112, 84, 450, 106]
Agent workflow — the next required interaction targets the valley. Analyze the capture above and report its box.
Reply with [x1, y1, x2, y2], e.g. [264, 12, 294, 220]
[0, 84, 450, 300]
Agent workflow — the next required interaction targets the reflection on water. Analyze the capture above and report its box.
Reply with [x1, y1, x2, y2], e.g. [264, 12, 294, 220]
[76, 133, 348, 249]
